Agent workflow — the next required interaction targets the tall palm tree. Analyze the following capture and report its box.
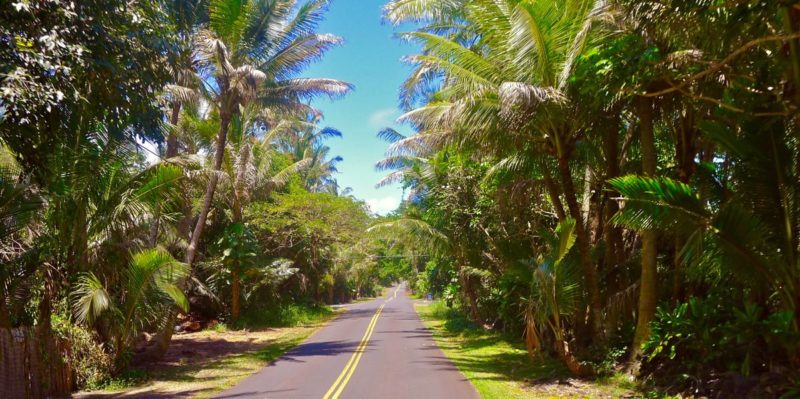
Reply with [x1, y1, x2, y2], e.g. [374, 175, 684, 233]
[385, 0, 608, 340]
[220, 106, 311, 322]
[148, 0, 208, 248]
[187, 0, 352, 266]
[303, 145, 343, 193]
[163, 0, 208, 158]
[274, 114, 346, 193]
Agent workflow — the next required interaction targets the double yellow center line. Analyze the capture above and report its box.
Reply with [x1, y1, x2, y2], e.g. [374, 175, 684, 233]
[322, 287, 400, 399]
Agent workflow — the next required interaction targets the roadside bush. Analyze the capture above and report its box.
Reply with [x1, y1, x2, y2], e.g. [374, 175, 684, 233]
[52, 316, 113, 390]
[641, 295, 799, 396]
[413, 272, 429, 296]
[238, 303, 334, 328]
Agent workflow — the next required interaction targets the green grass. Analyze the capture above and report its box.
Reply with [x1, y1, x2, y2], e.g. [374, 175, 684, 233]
[237, 303, 336, 328]
[415, 301, 638, 399]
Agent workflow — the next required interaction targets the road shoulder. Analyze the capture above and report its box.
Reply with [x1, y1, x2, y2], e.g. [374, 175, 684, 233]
[74, 311, 341, 399]
[414, 300, 637, 399]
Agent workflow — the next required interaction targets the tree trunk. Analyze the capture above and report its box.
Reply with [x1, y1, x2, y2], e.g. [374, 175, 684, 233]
[231, 268, 241, 324]
[166, 101, 181, 158]
[185, 112, 230, 266]
[556, 155, 603, 343]
[632, 97, 658, 364]
[672, 110, 698, 302]
[151, 111, 230, 359]
[603, 113, 623, 274]
[555, 338, 594, 377]
[148, 207, 161, 247]
[0, 294, 10, 328]
[36, 284, 71, 396]
[459, 268, 482, 323]
[541, 162, 566, 220]
[602, 114, 625, 334]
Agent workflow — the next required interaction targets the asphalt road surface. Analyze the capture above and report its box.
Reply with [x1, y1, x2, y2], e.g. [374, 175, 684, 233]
[214, 284, 479, 399]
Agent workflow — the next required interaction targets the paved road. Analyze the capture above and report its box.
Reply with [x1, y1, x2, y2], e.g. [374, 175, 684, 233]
[214, 284, 479, 399]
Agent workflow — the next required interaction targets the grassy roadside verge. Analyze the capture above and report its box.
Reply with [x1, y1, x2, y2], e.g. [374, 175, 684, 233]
[77, 308, 341, 398]
[415, 300, 637, 399]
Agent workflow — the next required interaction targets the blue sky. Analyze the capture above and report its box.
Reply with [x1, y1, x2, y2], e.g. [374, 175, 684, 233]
[304, 0, 418, 215]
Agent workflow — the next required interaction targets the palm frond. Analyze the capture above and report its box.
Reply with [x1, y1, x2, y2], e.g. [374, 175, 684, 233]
[366, 218, 449, 253]
[377, 128, 407, 143]
[383, 0, 465, 24]
[72, 272, 112, 325]
[609, 175, 707, 233]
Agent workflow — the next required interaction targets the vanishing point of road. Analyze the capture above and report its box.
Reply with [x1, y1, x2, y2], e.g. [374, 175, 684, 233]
[215, 284, 479, 399]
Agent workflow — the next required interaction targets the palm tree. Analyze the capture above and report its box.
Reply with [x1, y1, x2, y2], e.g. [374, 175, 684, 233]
[220, 106, 312, 322]
[374, 127, 435, 200]
[163, 0, 207, 158]
[274, 114, 346, 193]
[385, 0, 608, 340]
[303, 145, 343, 193]
[148, 0, 207, 247]
[187, 0, 352, 266]
[73, 248, 188, 368]
[517, 218, 593, 376]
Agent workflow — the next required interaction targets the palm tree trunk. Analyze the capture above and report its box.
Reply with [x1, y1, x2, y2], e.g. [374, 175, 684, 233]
[603, 114, 624, 334]
[231, 268, 241, 323]
[541, 162, 566, 220]
[151, 111, 230, 360]
[0, 298, 10, 328]
[632, 97, 658, 363]
[556, 155, 603, 343]
[603, 113, 622, 273]
[555, 338, 593, 377]
[672, 111, 698, 302]
[166, 101, 181, 158]
[459, 267, 482, 323]
[185, 112, 230, 266]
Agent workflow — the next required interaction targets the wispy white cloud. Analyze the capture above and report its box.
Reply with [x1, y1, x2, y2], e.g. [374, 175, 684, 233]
[367, 107, 400, 128]
[366, 196, 400, 215]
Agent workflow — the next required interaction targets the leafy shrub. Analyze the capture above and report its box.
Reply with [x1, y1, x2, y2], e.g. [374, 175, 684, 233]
[238, 303, 334, 328]
[52, 316, 113, 390]
[642, 295, 798, 394]
[442, 274, 461, 307]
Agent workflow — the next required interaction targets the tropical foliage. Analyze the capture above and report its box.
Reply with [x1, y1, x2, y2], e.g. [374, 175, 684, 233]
[2, 0, 800, 396]
[0, 0, 387, 393]
[376, 0, 800, 396]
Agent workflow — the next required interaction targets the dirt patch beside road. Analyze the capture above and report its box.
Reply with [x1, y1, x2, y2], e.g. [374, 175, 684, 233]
[75, 315, 338, 399]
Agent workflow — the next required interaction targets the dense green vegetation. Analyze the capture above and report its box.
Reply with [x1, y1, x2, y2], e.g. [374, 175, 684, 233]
[376, 0, 800, 396]
[0, 0, 399, 393]
[3, 0, 800, 397]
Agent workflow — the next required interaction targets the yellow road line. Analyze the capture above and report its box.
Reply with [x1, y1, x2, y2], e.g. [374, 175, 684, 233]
[328, 305, 384, 398]
[322, 287, 401, 399]
[322, 306, 383, 399]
